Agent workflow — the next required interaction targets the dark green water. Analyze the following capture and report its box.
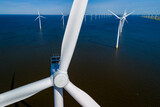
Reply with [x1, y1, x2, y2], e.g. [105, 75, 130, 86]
[0, 15, 160, 107]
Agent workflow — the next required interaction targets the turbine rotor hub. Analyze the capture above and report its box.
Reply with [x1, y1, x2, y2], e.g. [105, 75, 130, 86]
[52, 71, 69, 88]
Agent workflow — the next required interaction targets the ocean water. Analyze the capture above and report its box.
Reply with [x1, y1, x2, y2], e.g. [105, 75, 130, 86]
[0, 15, 160, 107]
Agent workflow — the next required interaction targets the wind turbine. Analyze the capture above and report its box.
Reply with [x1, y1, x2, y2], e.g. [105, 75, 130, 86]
[60, 11, 66, 28]
[108, 10, 134, 49]
[99, 14, 101, 20]
[35, 10, 46, 30]
[85, 14, 87, 22]
[90, 13, 93, 21]
[155, 11, 158, 19]
[0, 0, 100, 107]
[95, 14, 97, 20]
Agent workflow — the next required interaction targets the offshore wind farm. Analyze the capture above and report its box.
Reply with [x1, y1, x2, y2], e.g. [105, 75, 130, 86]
[0, 0, 160, 107]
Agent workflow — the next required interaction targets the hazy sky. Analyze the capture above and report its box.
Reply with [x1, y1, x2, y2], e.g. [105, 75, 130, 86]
[0, 0, 159, 15]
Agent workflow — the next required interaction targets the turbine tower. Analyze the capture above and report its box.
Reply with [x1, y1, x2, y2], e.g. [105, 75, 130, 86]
[35, 10, 46, 30]
[108, 10, 134, 49]
[0, 0, 100, 107]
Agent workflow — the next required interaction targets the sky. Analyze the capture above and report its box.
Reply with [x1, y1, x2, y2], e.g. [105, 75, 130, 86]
[0, 0, 160, 15]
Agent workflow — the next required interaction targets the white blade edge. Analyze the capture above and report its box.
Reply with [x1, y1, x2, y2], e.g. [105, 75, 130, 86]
[0, 77, 53, 107]
[64, 81, 100, 107]
[108, 10, 120, 19]
[59, 0, 88, 72]
[34, 16, 39, 21]
[54, 87, 63, 107]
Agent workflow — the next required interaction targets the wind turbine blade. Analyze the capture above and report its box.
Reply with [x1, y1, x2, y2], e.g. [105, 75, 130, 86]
[125, 18, 128, 23]
[108, 10, 120, 19]
[59, 0, 88, 72]
[125, 11, 134, 17]
[0, 77, 53, 107]
[59, 10, 64, 16]
[34, 16, 39, 21]
[54, 87, 64, 107]
[40, 16, 46, 19]
[64, 81, 100, 107]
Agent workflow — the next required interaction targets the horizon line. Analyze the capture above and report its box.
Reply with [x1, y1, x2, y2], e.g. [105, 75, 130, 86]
[0, 14, 157, 16]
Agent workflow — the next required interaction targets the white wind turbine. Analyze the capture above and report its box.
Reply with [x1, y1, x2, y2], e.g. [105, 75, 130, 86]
[108, 10, 134, 49]
[155, 11, 158, 19]
[35, 10, 46, 30]
[85, 14, 87, 22]
[95, 14, 97, 20]
[90, 13, 93, 21]
[60, 11, 66, 28]
[0, 0, 100, 107]
[99, 14, 101, 20]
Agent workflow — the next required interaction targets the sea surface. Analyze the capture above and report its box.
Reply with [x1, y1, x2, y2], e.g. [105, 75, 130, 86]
[0, 15, 160, 107]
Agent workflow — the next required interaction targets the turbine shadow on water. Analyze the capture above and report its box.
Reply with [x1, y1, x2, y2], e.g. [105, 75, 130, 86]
[10, 72, 32, 107]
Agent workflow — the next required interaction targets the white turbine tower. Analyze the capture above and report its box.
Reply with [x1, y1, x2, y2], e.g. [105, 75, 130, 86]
[0, 0, 100, 107]
[108, 10, 134, 49]
[35, 10, 46, 30]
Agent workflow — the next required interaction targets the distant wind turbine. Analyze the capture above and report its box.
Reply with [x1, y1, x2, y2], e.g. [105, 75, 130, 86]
[90, 13, 92, 21]
[155, 11, 158, 19]
[60, 11, 66, 27]
[85, 14, 87, 22]
[35, 10, 46, 30]
[95, 14, 97, 20]
[108, 10, 134, 49]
